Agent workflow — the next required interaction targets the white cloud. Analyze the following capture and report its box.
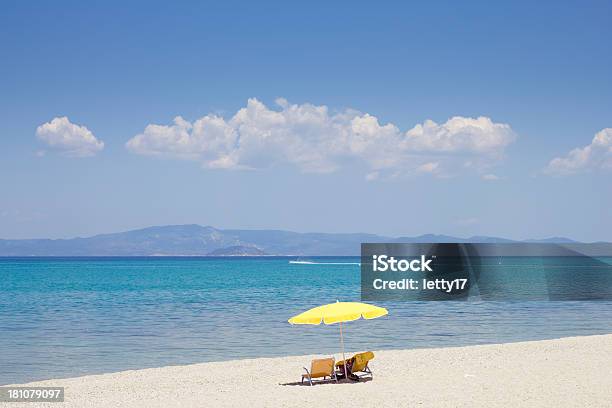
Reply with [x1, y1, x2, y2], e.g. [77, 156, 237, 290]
[416, 161, 440, 174]
[365, 172, 380, 181]
[126, 98, 516, 177]
[545, 128, 612, 175]
[404, 116, 515, 154]
[36, 117, 104, 157]
[482, 173, 500, 181]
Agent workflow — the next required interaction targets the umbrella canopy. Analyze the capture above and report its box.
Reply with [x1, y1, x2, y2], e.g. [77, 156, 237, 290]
[288, 301, 388, 381]
[288, 301, 388, 325]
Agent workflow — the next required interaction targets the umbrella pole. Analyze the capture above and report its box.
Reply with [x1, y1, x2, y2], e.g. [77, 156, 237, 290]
[339, 321, 347, 380]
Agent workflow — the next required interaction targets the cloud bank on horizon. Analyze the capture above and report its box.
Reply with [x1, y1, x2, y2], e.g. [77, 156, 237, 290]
[125, 98, 516, 178]
[34, 100, 611, 179]
[546, 128, 612, 175]
[36, 117, 104, 157]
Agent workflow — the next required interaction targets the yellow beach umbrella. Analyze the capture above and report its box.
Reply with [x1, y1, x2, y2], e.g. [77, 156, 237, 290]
[288, 301, 388, 379]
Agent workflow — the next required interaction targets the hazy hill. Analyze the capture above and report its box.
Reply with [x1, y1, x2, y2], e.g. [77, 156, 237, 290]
[0, 224, 581, 256]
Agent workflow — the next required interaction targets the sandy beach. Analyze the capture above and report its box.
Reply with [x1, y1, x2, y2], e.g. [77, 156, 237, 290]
[3, 334, 611, 408]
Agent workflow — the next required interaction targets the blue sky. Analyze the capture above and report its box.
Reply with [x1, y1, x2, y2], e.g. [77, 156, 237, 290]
[1, 0, 611, 241]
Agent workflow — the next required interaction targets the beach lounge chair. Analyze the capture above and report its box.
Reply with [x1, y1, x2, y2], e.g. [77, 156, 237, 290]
[335, 351, 375, 380]
[301, 357, 337, 386]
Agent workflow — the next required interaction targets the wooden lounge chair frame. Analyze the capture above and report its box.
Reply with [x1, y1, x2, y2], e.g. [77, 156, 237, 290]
[353, 363, 373, 380]
[301, 357, 338, 386]
[335, 351, 375, 380]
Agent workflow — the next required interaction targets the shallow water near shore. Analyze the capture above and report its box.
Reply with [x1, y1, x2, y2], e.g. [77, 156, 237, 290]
[2, 256, 612, 385]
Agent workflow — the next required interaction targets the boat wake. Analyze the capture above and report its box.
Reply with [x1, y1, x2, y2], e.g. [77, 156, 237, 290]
[289, 260, 360, 265]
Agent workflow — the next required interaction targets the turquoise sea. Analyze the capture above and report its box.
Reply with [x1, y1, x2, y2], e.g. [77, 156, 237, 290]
[2, 257, 612, 385]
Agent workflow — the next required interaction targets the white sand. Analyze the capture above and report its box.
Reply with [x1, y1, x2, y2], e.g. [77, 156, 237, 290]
[3, 335, 612, 408]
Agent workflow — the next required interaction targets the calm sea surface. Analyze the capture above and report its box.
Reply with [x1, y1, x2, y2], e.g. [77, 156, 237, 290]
[2, 257, 612, 385]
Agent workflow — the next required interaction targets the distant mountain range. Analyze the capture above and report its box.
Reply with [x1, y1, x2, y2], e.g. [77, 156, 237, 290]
[0, 224, 588, 256]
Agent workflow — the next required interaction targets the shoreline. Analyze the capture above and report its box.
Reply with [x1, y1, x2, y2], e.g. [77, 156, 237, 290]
[3, 334, 612, 407]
